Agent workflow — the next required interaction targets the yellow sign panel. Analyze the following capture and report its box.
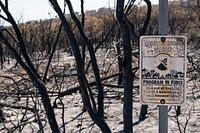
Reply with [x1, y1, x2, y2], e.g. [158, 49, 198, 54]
[140, 36, 187, 105]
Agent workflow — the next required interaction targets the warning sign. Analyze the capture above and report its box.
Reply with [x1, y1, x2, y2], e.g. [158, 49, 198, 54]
[140, 36, 187, 105]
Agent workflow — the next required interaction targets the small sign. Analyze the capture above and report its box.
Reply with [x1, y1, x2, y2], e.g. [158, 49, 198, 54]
[140, 36, 187, 105]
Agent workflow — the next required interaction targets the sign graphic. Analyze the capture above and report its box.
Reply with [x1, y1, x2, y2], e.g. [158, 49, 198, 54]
[140, 36, 187, 105]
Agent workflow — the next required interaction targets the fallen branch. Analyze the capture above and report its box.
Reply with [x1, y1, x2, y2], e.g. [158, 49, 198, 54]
[58, 67, 139, 98]
[0, 103, 36, 113]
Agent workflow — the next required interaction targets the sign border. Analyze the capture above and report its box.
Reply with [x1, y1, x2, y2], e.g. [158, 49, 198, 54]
[139, 35, 187, 106]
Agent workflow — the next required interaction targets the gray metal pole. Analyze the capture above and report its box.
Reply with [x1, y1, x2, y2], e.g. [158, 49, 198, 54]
[159, 0, 168, 35]
[159, 0, 168, 133]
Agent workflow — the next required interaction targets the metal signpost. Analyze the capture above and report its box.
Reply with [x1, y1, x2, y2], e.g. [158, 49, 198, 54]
[158, 1, 169, 133]
[140, 0, 187, 133]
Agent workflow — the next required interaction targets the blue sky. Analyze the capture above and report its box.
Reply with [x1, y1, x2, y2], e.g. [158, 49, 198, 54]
[7, 0, 158, 23]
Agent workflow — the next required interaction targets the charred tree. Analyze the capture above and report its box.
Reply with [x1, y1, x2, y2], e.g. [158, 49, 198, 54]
[0, 1, 60, 132]
[116, 0, 133, 132]
[49, 0, 111, 132]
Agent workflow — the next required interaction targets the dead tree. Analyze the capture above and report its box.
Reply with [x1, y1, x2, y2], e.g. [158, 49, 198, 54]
[0, 43, 5, 69]
[116, 0, 134, 132]
[0, 105, 5, 122]
[49, 0, 111, 132]
[0, 1, 60, 132]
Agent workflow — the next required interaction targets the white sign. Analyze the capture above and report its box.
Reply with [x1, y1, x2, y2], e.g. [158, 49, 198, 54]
[140, 36, 187, 105]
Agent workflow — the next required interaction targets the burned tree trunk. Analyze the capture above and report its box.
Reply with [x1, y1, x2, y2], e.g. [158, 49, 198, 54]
[116, 0, 133, 132]
[0, 105, 5, 122]
[0, 43, 4, 69]
[49, 0, 111, 132]
[0, 1, 60, 132]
